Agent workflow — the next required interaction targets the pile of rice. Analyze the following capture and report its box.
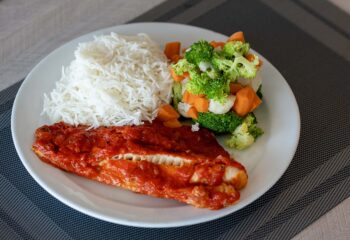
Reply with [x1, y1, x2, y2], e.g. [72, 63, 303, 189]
[43, 33, 172, 127]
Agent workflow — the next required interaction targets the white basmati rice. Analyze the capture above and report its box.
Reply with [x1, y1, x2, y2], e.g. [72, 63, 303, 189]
[43, 33, 172, 127]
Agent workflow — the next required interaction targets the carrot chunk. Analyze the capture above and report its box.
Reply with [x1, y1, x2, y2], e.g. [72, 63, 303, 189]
[163, 119, 182, 128]
[250, 94, 262, 112]
[182, 90, 190, 103]
[245, 53, 255, 62]
[187, 107, 198, 120]
[164, 42, 181, 60]
[246, 53, 263, 68]
[187, 94, 198, 105]
[194, 97, 209, 113]
[210, 41, 225, 48]
[233, 86, 255, 117]
[170, 68, 185, 82]
[157, 104, 180, 121]
[170, 54, 182, 63]
[182, 91, 204, 105]
[228, 31, 245, 42]
[229, 83, 243, 95]
[183, 72, 190, 79]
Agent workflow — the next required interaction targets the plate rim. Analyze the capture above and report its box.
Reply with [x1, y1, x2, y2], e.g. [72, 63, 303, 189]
[11, 22, 300, 228]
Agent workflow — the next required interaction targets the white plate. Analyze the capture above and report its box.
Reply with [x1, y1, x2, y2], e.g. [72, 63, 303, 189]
[11, 22, 300, 228]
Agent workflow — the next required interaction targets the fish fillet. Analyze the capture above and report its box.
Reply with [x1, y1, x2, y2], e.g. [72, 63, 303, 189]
[32, 121, 248, 209]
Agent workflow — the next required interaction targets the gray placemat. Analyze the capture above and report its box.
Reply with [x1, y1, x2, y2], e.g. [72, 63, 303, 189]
[1, 0, 350, 239]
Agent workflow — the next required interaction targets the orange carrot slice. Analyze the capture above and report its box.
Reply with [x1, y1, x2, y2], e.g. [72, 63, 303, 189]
[182, 90, 204, 105]
[230, 83, 243, 95]
[183, 72, 190, 79]
[157, 104, 180, 121]
[228, 31, 245, 42]
[233, 86, 255, 117]
[245, 53, 255, 62]
[170, 68, 185, 82]
[194, 97, 209, 113]
[187, 107, 198, 120]
[245, 53, 263, 68]
[250, 94, 262, 112]
[163, 119, 182, 128]
[182, 90, 191, 103]
[210, 41, 225, 48]
[164, 42, 181, 60]
[170, 54, 182, 63]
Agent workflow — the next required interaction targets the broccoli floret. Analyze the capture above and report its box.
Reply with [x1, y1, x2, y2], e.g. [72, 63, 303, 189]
[245, 113, 264, 138]
[171, 59, 195, 76]
[172, 82, 182, 110]
[186, 69, 207, 95]
[185, 40, 214, 66]
[186, 70, 230, 101]
[249, 123, 264, 139]
[256, 84, 263, 99]
[211, 52, 238, 80]
[232, 56, 258, 79]
[212, 51, 259, 80]
[244, 112, 257, 125]
[226, 123, 255, 149]
[223, 41, 250, 58]
[206, 67, 220, 79]
[225, 113, 264, 149]
[196, 112, 242, 133]
[204, 76, 231, 101]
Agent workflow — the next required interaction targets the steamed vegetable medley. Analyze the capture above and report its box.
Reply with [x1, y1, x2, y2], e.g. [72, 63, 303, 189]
[161, 31, 264, 150]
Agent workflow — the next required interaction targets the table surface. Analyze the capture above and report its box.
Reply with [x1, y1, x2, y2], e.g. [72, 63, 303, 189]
[1, 0, 349, 239]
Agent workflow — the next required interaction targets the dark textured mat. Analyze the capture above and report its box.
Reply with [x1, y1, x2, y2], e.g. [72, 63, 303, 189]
[1, 0, 349, 239]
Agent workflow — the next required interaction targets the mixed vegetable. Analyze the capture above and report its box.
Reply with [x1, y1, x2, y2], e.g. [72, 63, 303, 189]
[157, 31, 264, 150]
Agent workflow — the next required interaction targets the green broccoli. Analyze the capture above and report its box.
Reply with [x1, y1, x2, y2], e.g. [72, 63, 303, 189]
[171, 59, 195, 76]
[245, 113, 264, 138]
[232, 56, 258, 79]
[196, 112, 242, 133]
[223, 41, 250, 58]
[172, 82, 182, 110]
[204, 76, 231, 101]
[206, 67, 220, 79]
[186, 70, 230, 101]
[211, 52, 238, 80]
[185, 40, 214, 66]
[212, 49, 259, 80]
[225, 113, 264, 150]
[186, 69, 207, 95]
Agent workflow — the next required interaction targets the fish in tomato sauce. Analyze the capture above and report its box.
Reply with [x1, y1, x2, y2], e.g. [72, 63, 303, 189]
[32, 121, 248, 209]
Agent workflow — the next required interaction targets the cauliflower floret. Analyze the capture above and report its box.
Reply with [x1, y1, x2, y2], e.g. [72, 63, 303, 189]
[208, 95, 236, 114]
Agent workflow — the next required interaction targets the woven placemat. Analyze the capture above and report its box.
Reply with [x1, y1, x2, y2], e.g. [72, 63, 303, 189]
[1, 0, 350, 239]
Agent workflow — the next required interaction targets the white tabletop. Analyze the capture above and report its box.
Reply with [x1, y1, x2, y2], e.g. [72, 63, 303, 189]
[1, 0, 349, 239]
